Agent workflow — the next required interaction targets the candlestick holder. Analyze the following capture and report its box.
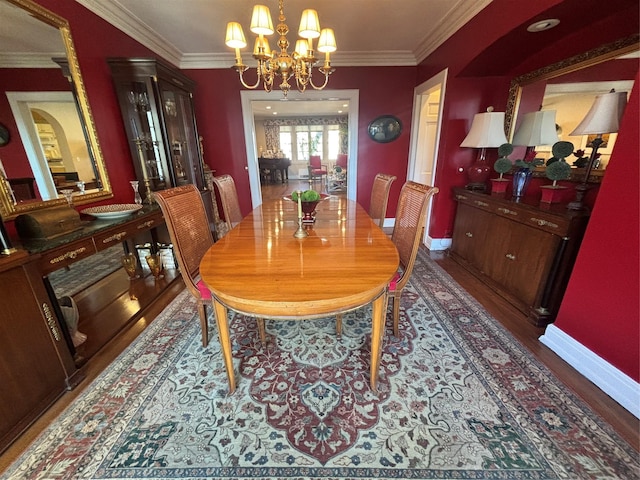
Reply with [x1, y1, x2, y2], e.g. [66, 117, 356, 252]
[294, 217, 308, 238]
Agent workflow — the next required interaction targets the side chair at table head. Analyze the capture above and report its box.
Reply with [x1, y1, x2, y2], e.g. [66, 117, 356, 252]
[154, 185, 267, 348]
[388, 181, 439, 337]
[308, 155, 328, 186]
[211, 174, 243, 234]
[368, 173, 397, 229]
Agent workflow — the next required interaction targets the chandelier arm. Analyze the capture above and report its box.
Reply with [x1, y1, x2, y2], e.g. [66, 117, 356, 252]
[236, 66, 264, 90]
[308, 69, 331, 90]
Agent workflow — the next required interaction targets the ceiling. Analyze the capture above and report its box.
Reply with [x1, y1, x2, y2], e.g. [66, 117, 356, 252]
[75, 0, 491, 69]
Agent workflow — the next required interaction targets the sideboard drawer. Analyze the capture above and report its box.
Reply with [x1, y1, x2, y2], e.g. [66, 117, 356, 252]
[39, 238, 97, 275]
[93, 212, 162, 251]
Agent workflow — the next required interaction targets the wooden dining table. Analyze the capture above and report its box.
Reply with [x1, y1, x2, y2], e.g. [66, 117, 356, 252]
[199, 195, 399, 393]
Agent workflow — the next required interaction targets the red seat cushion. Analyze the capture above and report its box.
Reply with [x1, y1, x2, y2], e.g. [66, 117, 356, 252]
[197, 279, 212, 300]
[388, 271, 401, 291]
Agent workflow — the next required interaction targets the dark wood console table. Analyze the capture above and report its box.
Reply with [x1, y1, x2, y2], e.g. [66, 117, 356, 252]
[0, 206, 181, 454]
[450, 188, 590, 326]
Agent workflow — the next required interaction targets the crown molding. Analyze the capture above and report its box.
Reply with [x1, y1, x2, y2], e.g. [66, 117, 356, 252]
[414, 0, 492, 63]
[180, 51, 418, 69]
[0, 53, 63, 68]
[76, 0, 182, 67]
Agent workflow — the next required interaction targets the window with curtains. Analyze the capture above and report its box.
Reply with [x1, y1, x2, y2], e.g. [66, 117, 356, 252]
[279, 124, 340, 163]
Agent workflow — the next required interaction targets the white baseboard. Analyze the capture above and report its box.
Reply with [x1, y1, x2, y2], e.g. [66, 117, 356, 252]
[540, 324, 640, 418]
[426, 237, 451, 251]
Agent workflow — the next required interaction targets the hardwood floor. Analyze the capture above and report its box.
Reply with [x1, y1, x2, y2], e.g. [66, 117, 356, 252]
[1, 181, 637, 472]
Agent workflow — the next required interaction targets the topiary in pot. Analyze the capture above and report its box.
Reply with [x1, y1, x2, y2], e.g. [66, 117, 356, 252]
[545, 141, 573, 186]
[493, 143, 514, 180]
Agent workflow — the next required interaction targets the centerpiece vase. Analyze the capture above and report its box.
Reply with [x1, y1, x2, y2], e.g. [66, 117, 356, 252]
[512, 168, 532, 200]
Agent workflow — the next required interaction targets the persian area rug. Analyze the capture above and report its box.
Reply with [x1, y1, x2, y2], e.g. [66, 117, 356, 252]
[4, 249, 637, 480]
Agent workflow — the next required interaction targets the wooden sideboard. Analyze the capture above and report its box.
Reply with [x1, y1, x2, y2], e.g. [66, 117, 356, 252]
[0, 206, 181, 453]
[450, 188, 590, 326]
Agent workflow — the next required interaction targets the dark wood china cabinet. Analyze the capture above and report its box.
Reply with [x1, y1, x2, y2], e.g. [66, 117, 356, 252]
[107, 58, 206, 199]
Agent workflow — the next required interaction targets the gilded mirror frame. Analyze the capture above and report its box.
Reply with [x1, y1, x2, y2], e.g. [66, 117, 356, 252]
[505, 34, 639, 140]
[0, 0, 112, 219]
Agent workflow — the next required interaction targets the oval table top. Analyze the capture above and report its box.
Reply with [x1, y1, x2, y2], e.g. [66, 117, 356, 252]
[200, 195, 399, 319]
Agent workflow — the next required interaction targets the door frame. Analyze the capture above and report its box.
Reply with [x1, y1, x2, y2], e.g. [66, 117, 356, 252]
[240, 89, 359, 207]
[407, 68, 449, 250]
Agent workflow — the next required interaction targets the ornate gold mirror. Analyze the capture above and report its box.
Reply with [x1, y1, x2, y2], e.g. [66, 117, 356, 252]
[505, 35, 638, 181]
[0, 0, 112, 219]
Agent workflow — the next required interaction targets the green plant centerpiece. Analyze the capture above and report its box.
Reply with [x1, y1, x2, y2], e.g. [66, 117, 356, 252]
[291, 189, 321, 202]
[493, 143, 514, 179]
[545, 141, 573, 186]
[291, 189, 325, 223]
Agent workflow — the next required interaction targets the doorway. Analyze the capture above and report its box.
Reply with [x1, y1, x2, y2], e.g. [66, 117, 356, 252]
[240, 89, 359, 207]
[407, 69, 449, 251]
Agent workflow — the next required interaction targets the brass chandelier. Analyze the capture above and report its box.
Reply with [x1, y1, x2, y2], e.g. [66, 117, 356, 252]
[225, 0, 337, 97]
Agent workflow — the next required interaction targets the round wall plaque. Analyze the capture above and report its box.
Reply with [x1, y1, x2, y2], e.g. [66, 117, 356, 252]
[367, 115, 402, 143]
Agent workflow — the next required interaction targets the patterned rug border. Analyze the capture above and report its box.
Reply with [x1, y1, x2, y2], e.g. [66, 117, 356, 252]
[3, 248, 637, 480]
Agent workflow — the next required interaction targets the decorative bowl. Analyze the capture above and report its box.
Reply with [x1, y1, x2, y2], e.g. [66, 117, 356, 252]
[285, 193, 329, 223]
[81, 203, 143, 219]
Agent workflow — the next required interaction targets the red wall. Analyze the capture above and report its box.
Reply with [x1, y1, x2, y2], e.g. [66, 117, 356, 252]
[553, 74, 640, 381]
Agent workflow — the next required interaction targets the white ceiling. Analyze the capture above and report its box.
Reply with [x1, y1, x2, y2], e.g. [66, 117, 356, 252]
[76, 0, 491, 68]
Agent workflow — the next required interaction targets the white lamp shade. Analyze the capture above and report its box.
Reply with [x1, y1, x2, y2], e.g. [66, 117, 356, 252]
[298, 9, 321, 39]
[250, 5, 274, 36]
[460, 111, 508, 148]
[317, 28, 337, 53]
[294, 39, 309, 57]
[253, 36, 271, 56]
[225, 22, 247, 49]
[570, 90, 628, 135]
[513, 110, 559, 147]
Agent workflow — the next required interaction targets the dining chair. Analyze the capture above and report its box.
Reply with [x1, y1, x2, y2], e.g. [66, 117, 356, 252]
[388, 181, 439, 337]
[368, 173, 397, 229]
[155, 184, 266, 348]
[211, 174, 243, 233]
[336, 181, 438, 339]
[308, 155, 328, 186]
[336, 153, 348, 170]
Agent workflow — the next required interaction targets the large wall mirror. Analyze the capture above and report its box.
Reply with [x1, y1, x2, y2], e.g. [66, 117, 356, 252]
[0, 0, 112, 219]
[505, 34, 638, 181]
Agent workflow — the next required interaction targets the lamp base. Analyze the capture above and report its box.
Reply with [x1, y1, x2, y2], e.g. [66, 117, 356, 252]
[567, 183, 590, 210]
[466, 155, 491, 193]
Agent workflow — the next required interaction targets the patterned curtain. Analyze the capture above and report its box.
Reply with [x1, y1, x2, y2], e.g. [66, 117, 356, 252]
[264, 116, 349, 153]
[264, 124, 280, 152]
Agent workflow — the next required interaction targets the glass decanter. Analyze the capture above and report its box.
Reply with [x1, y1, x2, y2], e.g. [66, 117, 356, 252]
[130, 180, 142, 204]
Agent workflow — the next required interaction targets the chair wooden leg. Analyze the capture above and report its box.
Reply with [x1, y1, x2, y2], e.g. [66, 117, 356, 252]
[392, 292, 401, 338]
[336, 314, 343, 338]
[198, 301, 209, 347]
[257, 317, 266, 346]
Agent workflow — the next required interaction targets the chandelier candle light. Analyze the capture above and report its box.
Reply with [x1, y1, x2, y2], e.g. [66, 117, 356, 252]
[225, 0, 337, 97]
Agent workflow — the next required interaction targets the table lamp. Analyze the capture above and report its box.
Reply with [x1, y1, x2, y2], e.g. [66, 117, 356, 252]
[512, 110, 559, 155]
[460, 107, 508, 191]
[567, 89, 627, 210]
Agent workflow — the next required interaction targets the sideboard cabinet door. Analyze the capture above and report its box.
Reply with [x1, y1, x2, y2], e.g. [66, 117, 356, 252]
[0, 252, 77, 453]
